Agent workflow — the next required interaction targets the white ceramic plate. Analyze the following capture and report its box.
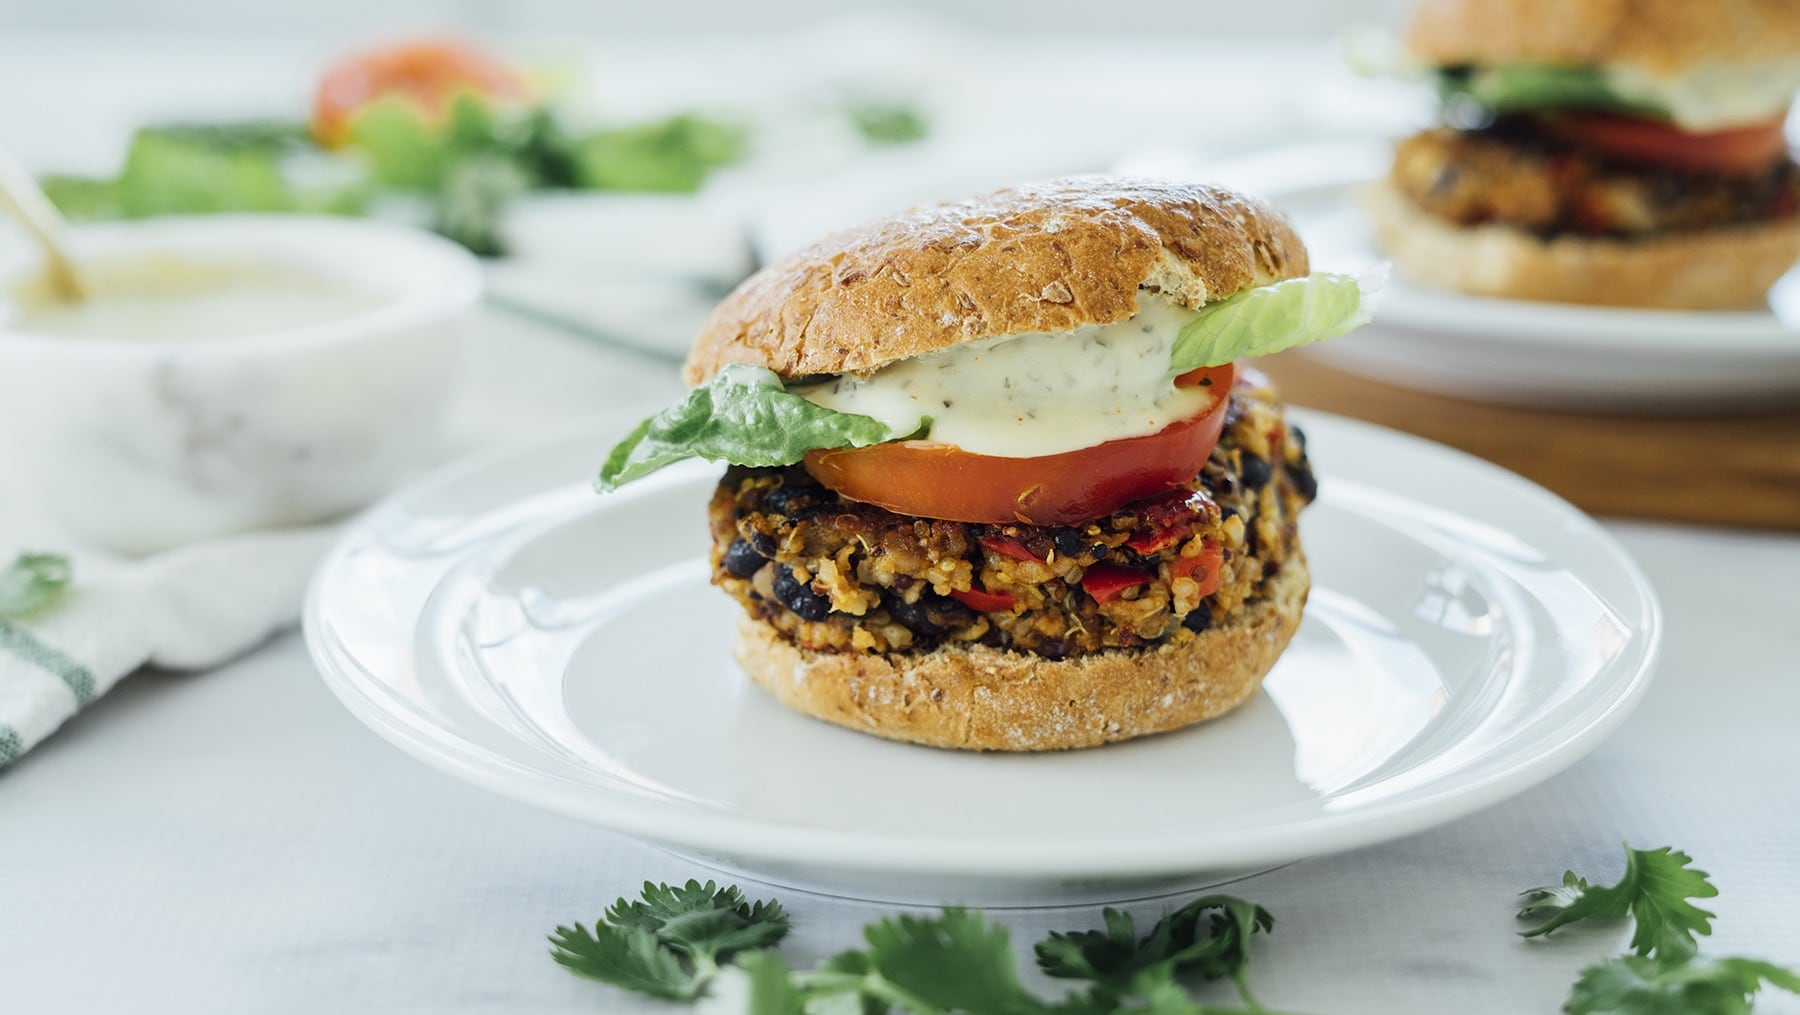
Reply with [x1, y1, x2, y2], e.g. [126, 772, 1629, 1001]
[305, 412, 1660, 905]
[1122, 140, 1800, 410]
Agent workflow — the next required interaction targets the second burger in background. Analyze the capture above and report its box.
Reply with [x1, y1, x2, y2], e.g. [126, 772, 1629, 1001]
[1369, 0, 1800, 309]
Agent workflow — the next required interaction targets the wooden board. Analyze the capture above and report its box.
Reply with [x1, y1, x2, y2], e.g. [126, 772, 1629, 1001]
[1253, 350, 1800, 531]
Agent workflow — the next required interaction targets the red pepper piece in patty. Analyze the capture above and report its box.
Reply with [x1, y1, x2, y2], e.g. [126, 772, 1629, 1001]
[1081, 564, 1150, 604]
[1127, 489, 1215, 555]
[978, 534, 1042, 562]
[1172, 539, 1225, 597]
[950, 586, 1016, 612]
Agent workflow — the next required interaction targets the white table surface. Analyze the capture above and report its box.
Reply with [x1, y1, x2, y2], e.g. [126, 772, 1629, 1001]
[2, 30, 1799, 1015]
[3, 304, 1798, 1014]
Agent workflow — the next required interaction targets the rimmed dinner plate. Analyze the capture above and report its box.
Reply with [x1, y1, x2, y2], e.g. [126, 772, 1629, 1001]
[304, 412, 1660, 905]
[1120, 140, 1800, 410]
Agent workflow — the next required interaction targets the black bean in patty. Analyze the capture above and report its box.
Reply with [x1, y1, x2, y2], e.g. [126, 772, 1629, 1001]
[1052, 528, 1107, 561]
[720, 537, 764, 578]
[760, 483, 814, 518]
[885, 590, 972, 638]
[1290, 459, 1319, 503]
[1182, 600, 1214, 633]
[773, 567, 832, 620]
[1240, 453, 1273, 489]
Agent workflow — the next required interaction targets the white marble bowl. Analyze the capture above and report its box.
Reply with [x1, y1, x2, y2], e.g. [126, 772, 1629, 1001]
[0, 216, 481, 553]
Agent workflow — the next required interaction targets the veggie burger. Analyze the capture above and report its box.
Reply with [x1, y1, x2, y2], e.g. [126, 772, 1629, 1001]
[1370, 0, 1800, 308]
[601, 178, 1369, 751]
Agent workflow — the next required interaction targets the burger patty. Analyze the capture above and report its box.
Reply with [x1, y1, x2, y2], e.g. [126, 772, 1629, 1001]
[706, 373, 1315, 659]
[1391, 118, 1800, 237]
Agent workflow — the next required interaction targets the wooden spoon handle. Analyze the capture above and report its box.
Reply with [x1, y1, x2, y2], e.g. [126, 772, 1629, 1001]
[0, 149, 84, 301]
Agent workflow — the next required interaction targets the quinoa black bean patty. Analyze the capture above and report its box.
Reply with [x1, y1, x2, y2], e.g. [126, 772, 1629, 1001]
[1393, 118, 1800, 238]
[706, 372, 1315, 659]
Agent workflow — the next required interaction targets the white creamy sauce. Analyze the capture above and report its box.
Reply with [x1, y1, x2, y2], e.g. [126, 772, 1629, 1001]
[795, 298, 1215, 458]
[1605, 59, 1800, 130]
[5, 253, 387, 342]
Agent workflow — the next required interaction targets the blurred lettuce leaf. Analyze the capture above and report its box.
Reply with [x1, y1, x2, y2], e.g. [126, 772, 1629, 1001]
[39, 174, 121, 221]
[116, 121, 366, 218]
[1436, 65, 1667, 118]
[574, 114, 745, 193]
[434, 151, 530, 256]
[847, 101, 928, 145]
[39, 97, 749, 257]
[348, 93, 473, 189]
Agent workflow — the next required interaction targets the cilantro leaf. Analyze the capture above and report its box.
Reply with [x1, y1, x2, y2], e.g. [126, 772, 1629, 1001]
[597, 364, 908, 491]
[549, 921, 700, 1000]
[1035, 896, 1274, 1009]
[795, 951, 895, 1015]
[549, 879, 789, 1001]
[555, 883, 1286, 1013]
[1519, 845, 1718, 959]
[0, 553, 72, 620]
[699, 950, 805, 1015]
[605, 879, 790, 964]
[1036, 908, 1150, 992]
[1564, 953, 1800, 1015]
[860, 908, 1051, 1015]
[1164, 895, 1275, 996]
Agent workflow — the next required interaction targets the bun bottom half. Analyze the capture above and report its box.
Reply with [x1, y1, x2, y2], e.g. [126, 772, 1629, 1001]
[734, 557, 1309, 752]
[1364, 181, 1800, 310]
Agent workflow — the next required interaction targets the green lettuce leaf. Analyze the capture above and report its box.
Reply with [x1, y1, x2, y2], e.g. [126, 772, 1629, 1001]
[38, 174, 121, 221]
[1436, 65, 1668, 118]
[118, 122, 366, 218]
[846, 100, 929, 146]
[1169, 272, 1372, 374]
[598, 365, 907, 492]
[574, 114, 747, 193]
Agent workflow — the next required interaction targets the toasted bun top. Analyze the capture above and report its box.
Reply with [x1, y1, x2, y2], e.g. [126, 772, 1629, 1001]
[1405, 0, 1800, 75]
[682, 176, 1309, 384]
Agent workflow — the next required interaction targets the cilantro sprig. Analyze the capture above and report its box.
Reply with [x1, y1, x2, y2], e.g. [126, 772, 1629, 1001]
[1035, 895, 1274, 1011]
[0, 553, 72, 620]
[552, 884, 1281, 1013]
[555, 845, 1792, 1015]
[550, 880, 789, 1000]
[1517, 844, 1799, 1015]
[1565, 954, 1800, 1015]
[1518, 845, 1718, 959]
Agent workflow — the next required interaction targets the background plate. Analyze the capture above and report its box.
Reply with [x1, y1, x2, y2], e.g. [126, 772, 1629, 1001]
[1122, 140, 1800, 410]
[305, 412, 1661, 905]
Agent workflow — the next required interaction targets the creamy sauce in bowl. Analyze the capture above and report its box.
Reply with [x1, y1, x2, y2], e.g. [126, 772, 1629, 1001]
[3, 252, 389, 342]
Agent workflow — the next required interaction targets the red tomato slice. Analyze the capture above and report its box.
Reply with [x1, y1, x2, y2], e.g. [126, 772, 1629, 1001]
[803, 364, 1235, 526]
[1548, 111, 1789, 174]
[313, 38, 528, 148]
[949, 587, 1016, 613]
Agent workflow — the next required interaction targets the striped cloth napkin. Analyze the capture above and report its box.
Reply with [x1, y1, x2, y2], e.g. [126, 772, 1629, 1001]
[0, 529, 332, 768]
